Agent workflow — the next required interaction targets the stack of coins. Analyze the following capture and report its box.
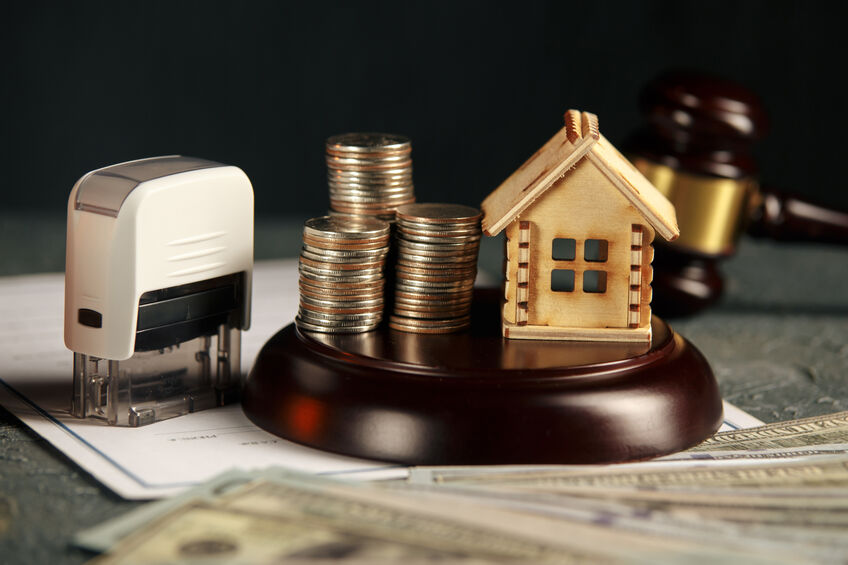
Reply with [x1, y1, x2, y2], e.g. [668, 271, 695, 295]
[326, 133, 416, 221]
[390, 203, 482, 334]
[296, 216, 391, 334]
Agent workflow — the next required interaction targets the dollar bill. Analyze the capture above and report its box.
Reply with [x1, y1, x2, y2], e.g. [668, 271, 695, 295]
[690, 411, 848, 451]
[88, 501, 501, 565]
[396, 479, 848, 561]
[85, 470, 789, 565]
[81, 411, 848, 563]
[407, 410, 848, 486]
[75, 468, 264, 553]
[410, 454, 848, 490]
[661, 443, 848, 461]
[407, 444, 848, 486]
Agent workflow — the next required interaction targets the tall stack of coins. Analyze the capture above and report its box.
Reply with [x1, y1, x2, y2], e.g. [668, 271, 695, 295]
[326, 133, 416, 221]
[390, 203, 482, 334]
[296, 216, 391, 334]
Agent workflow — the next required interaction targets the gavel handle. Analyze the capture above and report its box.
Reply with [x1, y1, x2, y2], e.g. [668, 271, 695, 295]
[748, 189, 848, 244]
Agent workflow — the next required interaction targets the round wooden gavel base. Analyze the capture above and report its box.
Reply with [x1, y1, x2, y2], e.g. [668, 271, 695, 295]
[242, 289, 723, 465]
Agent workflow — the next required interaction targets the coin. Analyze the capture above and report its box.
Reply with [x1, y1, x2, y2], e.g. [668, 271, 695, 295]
[303, 216, 390, 240]
[298, 271, 385, 285]
[301, 244, 388, 259]
[326, 132, 416, 221]
[326, 133, 411, 154]
[294, 318, 380, 334]
[303, 234, 389, 250]
[296, 214, 392, 335]
[388, 203, 482, 334]
[299, 295, 384, 309]
[297, 308, 383, 323]
[299, 302, 384, 316]
[395, 203, 483, 225]
[388, 315, 472, 334]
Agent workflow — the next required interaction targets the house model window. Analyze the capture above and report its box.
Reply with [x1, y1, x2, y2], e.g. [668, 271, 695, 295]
[550, 238, 610, 294]
[480, 110, 680, 342]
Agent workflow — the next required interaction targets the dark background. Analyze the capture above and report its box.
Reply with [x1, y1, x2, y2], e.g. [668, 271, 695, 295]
[2, 0, 846, 220]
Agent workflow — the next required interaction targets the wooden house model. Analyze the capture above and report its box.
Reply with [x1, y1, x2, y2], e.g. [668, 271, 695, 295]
[481, 110, 679, 342]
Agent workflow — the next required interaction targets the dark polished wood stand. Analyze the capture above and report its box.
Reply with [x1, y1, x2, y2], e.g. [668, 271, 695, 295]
[243, 289, 722, 465]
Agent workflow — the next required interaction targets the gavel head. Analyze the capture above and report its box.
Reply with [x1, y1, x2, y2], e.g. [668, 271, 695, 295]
[624, 70, 770, 316]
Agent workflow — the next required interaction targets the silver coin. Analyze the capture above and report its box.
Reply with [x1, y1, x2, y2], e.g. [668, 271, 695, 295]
[395, 264, 475, 277]
[326, 147, 411, 159]
[303, 216, 390, 240]
[395, 203, 482, 224]
[326, 133, 411, 153]
[388, 315, 470, 334]
[393, 293, 474, 306]
[299, 280, 384, 294]
[394, 288, 475, 299]
[299, 291, 384, 305]
[332, 197, 415, 209]
[396, 233, 482, 245]
[295, 318, 380, 334]
[327, 182, 413, 198]
[398, 248, 478, 257]
[329, 192, 416, 204]
[326, 153, 412, 166]
[396, 249, 479, 260]
[330, 205, 413, 216]
[299, 292, 384, 306]
[330, 196, 416, 208]
[391, 307, 471, 319]
[328, 169, 413, 181]
[297, 307, 383, 322]
[299, 270, 385, 285]
[394, 286, 475, 298]
[328, 179, 413, 189]
[326, 162, 413, 174]
[299, 267, 384, 281]
[396, 223, 481, 236]
[329, 177, 412, 188]
[300, 294, 384, 308]
[396, 238, 480, 251]
[302, 244, 388, 258]
[300, 245, 389, 263]
[299, 303, 384, 316]
[396, 264, 477, 275]
[395, 272, 475, 284]
[300, 250, 387, 265]
[395, 284, 475, 295]
[396, 254, 479, 265]
[299, 256, 384, 271]
[302, 235, 390, 250]
[327, 210, 398, 222]
[392, 304, 472, 315]
[329, 190, 414, 201]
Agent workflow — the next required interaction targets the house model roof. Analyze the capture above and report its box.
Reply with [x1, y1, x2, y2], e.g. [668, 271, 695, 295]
[481, 110, 680, 241]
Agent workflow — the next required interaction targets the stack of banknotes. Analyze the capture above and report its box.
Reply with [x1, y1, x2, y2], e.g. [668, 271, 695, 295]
[80, 411, 848, 563]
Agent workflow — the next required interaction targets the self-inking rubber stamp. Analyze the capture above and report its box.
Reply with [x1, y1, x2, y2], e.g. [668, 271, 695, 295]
[64, 156, 253, 426]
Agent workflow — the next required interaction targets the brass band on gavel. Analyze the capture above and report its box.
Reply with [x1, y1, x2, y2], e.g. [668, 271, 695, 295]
[631, 157, 760, 258]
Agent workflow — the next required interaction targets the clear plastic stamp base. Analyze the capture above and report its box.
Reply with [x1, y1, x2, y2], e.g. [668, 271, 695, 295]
[71, 326, 241, 426]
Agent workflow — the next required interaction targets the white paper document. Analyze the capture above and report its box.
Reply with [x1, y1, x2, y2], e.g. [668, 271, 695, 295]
[0, 260, 762, 500]
[0, 261, 406, 499]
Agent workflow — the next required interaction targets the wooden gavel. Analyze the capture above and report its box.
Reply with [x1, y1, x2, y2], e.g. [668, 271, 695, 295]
[623, 70, 848, 316]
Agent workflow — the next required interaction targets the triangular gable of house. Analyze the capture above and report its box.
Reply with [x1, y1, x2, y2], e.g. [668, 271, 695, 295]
[481, 110, 680, 242]
[481, 110, 599, 236]
[586, 135, 679, 241]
